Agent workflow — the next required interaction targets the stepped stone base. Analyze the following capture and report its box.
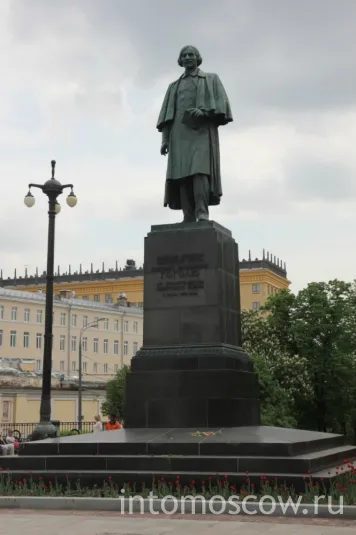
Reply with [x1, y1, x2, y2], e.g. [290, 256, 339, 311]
[13, 426, 356, 491]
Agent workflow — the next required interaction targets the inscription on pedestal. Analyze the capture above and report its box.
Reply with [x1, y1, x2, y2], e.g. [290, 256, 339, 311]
[151, 253, 208, 298]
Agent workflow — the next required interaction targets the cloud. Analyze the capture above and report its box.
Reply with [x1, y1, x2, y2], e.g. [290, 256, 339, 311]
[0, 0, 356, 292]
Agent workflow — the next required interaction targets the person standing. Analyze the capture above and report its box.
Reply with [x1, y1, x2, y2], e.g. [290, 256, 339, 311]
[105, 414, 122, 430]
[93, 415, 103, 433]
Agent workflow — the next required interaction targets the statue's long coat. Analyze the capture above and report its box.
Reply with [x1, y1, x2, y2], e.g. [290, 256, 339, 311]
[157, 69, 233, 210]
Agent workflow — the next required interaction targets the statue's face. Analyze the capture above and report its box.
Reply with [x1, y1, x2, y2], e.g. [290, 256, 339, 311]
[181, 47, 198, 69]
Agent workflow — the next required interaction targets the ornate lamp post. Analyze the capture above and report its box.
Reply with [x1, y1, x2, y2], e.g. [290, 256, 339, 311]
[24, 160, 77, 440]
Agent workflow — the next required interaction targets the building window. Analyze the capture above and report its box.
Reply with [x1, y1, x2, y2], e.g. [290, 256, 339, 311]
[252, 301, 260, 311]
[2, 400, 10, 420]
[71, 336, 77, 352]
[0, 305, 3, 320]
[114, 340, 119, 355]
[93, 362, 98, 374]
[114, 364, 118, 374]
[133, 342, 138, 356]
[0, 329, 2, 347]
[60, 312, 66, 326]
[10, 330, 16, 347]
[60, 361, 64, 372]
[11, 307, 17, 321]
[93, 338, 99, 353]
[123, 320, 128, 333]
[82, 315, 88, 327]
[105, 294, 113, 303]
[104, 364, 108, 374]
[36, 360, 41, 372]
[113, 320, 119, 332]
[71, 361, 76, 372]
[252, 284, 260, 294]
[36, 333, 42, 349]
[23, 332, 30, 348]
[133, 321, 138, 333]
[124, 341, 128, 355]
[103, 318, 109, 331]
[36, 309, 43, 323]
[83, 295, 89, 301]
[94, 295, 100, 302]
[103, 339, 108, 354]
[83, 361, 87, 373]
[82, 337, 88, 352]
[60, 334, 66, 351]
[71, 313, 77, 327]
[24, 308, 30, 322]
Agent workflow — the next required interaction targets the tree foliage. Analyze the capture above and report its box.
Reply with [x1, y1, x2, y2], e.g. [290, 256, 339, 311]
[242, 280, 356, 438]
[101, 365, 130, 419]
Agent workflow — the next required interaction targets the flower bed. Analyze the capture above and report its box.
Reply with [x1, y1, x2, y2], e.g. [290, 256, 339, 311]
[0, 462, 356, 504]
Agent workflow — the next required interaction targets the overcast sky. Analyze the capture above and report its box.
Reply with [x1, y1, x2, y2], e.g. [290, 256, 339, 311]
[0, 0, 355, 291]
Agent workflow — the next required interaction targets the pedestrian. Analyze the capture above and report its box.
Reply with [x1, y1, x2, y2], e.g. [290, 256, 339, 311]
[105, 414, 122, 430]
[93, 415, 103, 433]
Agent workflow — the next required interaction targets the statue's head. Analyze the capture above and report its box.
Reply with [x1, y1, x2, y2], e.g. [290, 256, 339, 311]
[177, 46, 202, 69]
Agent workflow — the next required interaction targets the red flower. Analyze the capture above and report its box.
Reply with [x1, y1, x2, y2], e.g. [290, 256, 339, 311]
[202, 480, 205, 485]
[103, 482, 108, 487]
[224, 474, 228, 479]
[39, 476, 43, 480]
[108, 476, 112, 480]
[18, 481, 22, 486]
[0, 467, 2, 471]
[176, 475, 180, 480]
[245, 471, 249, 475]
[191, 480, 195, 485]
[208, 476, 212, 480]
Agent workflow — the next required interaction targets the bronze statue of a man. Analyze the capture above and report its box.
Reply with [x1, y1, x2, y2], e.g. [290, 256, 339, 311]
[157, 46, 233, 222]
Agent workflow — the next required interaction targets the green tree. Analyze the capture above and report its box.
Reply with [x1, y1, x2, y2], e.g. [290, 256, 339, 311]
[101, 365, 130, 419]
[242, 309, 311, 428]
[246, 280, 356, 437]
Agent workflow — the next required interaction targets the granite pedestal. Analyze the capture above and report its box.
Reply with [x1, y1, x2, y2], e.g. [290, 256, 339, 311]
[124, 221, 260, 428]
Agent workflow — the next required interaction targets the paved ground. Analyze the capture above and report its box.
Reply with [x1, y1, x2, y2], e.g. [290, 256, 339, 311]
[0, 511, 355, 534]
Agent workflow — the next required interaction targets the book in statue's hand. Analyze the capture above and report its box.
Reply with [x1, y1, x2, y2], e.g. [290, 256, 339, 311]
[182, 109, 202, 130]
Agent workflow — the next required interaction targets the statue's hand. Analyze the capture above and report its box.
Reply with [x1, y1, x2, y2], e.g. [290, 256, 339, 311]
[160, 142, 169, 156]
[188, 108, 206, 118]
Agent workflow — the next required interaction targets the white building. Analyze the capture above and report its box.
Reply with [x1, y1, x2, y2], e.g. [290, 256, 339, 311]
[0, 287, 143, 380]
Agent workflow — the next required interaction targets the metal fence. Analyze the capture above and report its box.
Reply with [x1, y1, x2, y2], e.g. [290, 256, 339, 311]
[0, 421, 96, 440]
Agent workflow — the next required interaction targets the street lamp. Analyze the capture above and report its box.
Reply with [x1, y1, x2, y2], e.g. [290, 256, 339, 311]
[78, 318, 105, 430]
[24, 160, 77, 440]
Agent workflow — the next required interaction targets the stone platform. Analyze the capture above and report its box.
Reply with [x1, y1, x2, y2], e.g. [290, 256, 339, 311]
[6, 426, 355, 491]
